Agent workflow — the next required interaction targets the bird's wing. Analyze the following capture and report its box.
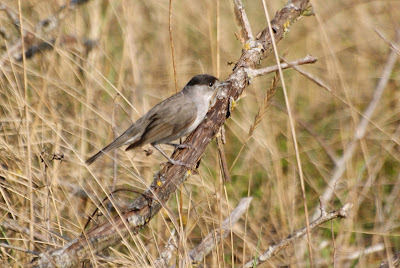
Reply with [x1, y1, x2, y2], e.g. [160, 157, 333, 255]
[126, 102, 197, 150]
[145, 102, 198, 144]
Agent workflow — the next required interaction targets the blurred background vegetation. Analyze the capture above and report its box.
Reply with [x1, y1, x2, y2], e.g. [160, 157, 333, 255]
[0, 0, 399, 267]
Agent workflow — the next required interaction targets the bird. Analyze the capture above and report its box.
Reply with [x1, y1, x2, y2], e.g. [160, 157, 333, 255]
[85, 74, 229, 166]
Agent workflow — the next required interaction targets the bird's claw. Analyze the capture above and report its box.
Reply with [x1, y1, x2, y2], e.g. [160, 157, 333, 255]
[176, 143, 196, 151]
[161, 159, 192, 168]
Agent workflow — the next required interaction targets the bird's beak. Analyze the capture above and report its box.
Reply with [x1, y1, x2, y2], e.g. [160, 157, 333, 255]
[217, 81, 230, 88]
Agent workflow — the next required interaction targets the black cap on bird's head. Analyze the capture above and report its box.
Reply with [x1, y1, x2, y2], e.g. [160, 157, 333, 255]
[184, 74, 230, 96]
[186, 74, 219, 88]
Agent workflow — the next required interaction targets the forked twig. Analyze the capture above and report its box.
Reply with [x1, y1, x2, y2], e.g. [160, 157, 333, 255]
[245, 55, 317, 78]
[243, 203, 353, 268]
[233, 0, 254, 41]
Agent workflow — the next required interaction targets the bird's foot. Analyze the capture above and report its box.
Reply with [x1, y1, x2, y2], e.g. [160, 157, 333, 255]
[166, 143, 196, 151]
[176, 143, 196, 150]
[161, 158, 192, 168]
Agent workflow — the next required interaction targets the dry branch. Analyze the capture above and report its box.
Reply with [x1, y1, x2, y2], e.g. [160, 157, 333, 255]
[243, 203, 353, 268]
[0, 242, 39, 256]
[344, 243, 384, 261]
[1, 219, 48, 243]
[0, 0, 93, 69]
[311, 29, 400, 221]
[33, 0, 311, 267]
[153, 229, 178, 268]
[245, 55, 317, 78]
[279, 56, 332, 92]
[153, 197, 252, 267]
[216, 127, 231, 182]
[16, 36, 97, 61]
[233, 0, 254, 41]
[189, 197, 252, 263]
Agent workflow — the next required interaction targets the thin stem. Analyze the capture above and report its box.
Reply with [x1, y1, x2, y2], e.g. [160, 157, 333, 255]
[261, 0, 314, 266]
[18, 0, 34, 254]
[169, 0, 178, 93]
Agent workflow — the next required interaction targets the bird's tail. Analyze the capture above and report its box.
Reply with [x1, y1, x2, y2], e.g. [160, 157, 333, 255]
[85, 150, 104, 165]
[85, 134, 129, 165]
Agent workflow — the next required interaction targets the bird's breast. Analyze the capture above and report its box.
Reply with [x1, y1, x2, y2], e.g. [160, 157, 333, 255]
[185, 97, 211, 133]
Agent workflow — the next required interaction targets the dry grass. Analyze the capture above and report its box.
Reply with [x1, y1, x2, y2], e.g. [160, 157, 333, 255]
[1, 0, 400, 267]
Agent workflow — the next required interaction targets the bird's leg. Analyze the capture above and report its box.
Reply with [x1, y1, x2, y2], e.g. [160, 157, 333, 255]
[165, 142, 195, 150]
[152, 144, 191, 167]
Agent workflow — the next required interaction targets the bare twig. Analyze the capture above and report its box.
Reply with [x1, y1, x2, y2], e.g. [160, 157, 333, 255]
[0, 242, 40, 256]
[243, 203, 353, 268]
[312, 29, 400, 221]
[1, 219, 48, 243]
[279, 56, 331, 91]
[15, 36, 97, 61]
[154, 229, 178, 268]
[189, 197, 253, 263]
[233, 0, 254, 41]
[245, 55, 317, 78]
[344, 243, 384, 261]
[216, 127, 231, 182]
[375, 29, 400, 56]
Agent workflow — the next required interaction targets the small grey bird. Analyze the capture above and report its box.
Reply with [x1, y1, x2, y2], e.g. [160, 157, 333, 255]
[86, 74, 228, 166]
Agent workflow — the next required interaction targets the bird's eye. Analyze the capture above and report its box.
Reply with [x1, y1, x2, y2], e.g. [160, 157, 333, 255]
[208, 82, 214, 87]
